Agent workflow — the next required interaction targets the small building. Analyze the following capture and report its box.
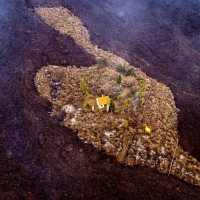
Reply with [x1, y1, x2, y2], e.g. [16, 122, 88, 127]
[96, 95, 110, 112]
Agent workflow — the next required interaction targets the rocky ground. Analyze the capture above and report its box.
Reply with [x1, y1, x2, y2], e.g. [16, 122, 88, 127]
[1, 0, 200, 199]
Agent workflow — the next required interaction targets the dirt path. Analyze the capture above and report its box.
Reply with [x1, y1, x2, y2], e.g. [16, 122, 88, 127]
[0, 0, 200, 199]
[121, 86, 130, 97]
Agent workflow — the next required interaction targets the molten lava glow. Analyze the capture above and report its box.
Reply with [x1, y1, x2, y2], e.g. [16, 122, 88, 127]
[145, 125, 151, 133]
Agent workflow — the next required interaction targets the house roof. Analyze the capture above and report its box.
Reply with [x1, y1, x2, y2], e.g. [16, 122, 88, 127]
[96, 96, 110, 105]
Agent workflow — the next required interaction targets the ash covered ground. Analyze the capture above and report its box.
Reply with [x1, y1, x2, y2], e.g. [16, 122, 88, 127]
[0, 0, 200, 199]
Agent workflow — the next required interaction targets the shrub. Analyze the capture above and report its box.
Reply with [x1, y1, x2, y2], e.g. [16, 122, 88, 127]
[84, 102, 92, 111]
[133, 80, 149, 98]
[122, 119, 129, 128]
[114, 109, 119, 113]
[95, 107, 103, 114]
[116, 64, 126, 73]
[125, 68, 135, 76]
[116, 65, 135, 76]
[123, 98, 132, 106]
[139, 79, 145, 85]
[117, 95, 124, 103]
[98, 57, 108, 68]
[134, 87, 143, 98]
[120, 108, 125, 114]
[98, 63, 104, 69]
[109, 98, 115, 112]
[122, 77, 135, 87]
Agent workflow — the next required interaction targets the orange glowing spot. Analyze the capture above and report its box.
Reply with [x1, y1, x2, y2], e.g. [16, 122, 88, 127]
[144, 125, 151, 133]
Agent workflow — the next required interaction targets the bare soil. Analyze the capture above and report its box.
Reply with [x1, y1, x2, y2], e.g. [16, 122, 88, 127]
[1, 0, 200, 199]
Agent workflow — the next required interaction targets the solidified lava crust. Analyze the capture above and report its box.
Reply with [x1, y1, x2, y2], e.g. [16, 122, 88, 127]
[1, 0, 200, 199]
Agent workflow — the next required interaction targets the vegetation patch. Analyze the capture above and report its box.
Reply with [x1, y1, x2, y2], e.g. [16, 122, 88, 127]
[35, 64, 200, 187]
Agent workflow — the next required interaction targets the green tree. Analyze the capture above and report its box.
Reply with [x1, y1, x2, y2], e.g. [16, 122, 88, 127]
[116, 64, 126, 73]
[109, 98, 115, 112]
[117, 74, 122, 84]
[79, 78, 89, 94]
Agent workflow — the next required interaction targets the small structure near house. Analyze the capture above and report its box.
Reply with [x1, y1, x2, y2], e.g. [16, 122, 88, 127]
[96, 95, 110, 112]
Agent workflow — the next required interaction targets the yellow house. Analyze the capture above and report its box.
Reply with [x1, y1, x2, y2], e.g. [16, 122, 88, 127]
[96, 95, 110, 112]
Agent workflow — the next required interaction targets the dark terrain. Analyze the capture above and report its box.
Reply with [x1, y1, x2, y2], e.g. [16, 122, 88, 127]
[0, 0, 200, 199]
